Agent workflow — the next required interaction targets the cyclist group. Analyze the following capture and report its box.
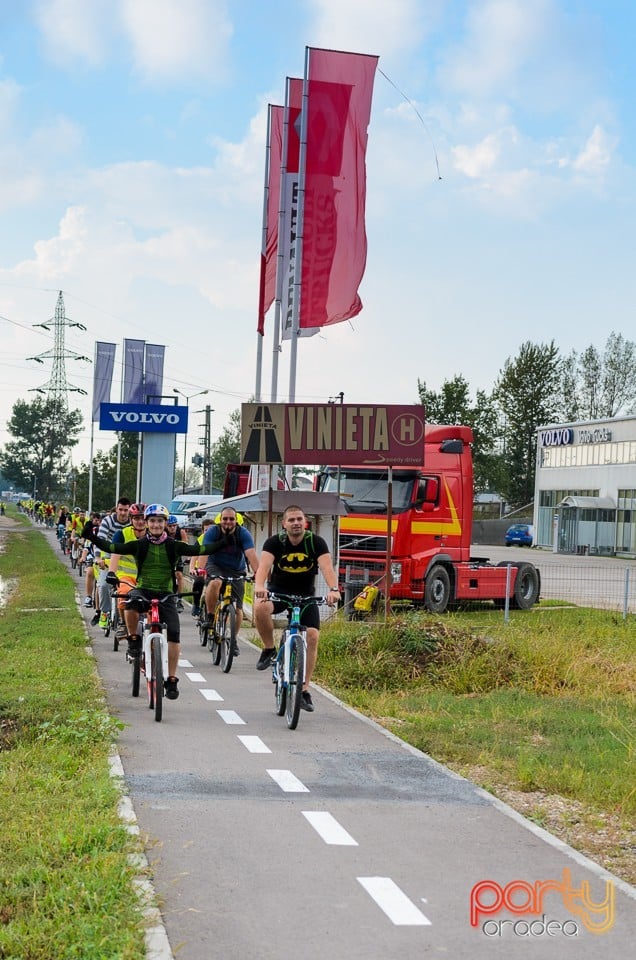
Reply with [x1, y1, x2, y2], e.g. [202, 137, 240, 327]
[80, 501, 340, 712]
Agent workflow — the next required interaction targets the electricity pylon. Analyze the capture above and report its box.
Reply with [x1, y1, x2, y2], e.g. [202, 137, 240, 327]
[27, 290, 90, 412]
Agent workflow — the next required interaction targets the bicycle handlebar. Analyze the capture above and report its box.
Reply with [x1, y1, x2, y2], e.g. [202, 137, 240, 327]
[265, 593, 327, 606]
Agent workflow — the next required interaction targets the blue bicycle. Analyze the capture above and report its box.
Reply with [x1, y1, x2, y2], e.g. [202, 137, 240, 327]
[268, 593, 326, 730]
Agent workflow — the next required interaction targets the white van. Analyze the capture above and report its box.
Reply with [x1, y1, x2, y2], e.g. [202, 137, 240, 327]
[166, 494, 222, 528]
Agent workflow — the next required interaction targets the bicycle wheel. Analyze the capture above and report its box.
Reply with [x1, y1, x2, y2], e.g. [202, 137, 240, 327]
[131, 650, 141, 697]
[78, 559, 85, 578]
[199, 611, 209, 646]
[152, 637, 163, 722]
[70, 551, 77, 569]
[285, 631, 305, 730]
[274, 643, 286, 716]
[220, 605, 236, 674]
[210, 610, 222, 666]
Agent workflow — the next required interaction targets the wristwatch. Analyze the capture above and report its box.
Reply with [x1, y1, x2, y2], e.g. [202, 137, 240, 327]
[329, 585, 339, 592]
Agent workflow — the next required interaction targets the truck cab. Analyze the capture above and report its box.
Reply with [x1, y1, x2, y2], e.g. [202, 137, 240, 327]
[317, 424, 540, 612]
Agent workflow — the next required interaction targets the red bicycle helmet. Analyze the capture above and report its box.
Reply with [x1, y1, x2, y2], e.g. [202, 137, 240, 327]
[129, 502, 147, 518]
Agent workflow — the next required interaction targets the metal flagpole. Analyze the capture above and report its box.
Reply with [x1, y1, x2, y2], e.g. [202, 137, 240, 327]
[288, 53, 310, 405]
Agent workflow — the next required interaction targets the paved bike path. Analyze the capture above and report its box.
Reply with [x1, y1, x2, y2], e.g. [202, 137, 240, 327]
[46, 528, 636, 959]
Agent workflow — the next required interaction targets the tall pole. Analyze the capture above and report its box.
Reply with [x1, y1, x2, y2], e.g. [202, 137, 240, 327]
[173, 388, 208, 495]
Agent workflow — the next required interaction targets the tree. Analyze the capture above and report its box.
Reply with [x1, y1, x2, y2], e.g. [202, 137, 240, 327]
[417, 375, 503, 493]
[73, 433, 139, 510]
[562, 332, 636, 421]
[211, 409, 241, 490]
[494, 341, 562, 508]
[0, 397, 83, 501]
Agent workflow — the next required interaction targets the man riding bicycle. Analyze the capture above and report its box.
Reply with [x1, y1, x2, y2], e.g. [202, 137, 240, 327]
[83, 503, 226, 700]
[254, 504, 340, 712]
[202, 507, 259, 653]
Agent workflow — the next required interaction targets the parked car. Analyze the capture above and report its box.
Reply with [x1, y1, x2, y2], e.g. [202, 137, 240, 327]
[504, 523, 533, 547]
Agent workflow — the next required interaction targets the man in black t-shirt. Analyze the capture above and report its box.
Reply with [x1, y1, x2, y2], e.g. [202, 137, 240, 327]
[254, 505, 340, 712]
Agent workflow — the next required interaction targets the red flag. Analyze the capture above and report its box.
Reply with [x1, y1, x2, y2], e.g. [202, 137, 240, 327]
[257, 104, 284, 334]
[299, 48, 378, 330]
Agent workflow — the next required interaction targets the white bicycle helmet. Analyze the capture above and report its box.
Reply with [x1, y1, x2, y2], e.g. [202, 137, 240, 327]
[144, 503, 169, 519]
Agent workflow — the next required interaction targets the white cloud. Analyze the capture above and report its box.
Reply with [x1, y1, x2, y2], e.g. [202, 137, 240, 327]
[33, 0, 233, 85]
[572, 125, 614, 177]
[120, 0, 233, 84]
[453, 132, 501, 178]
[307, 0, 432, 59]
[33, 0, 114, 66]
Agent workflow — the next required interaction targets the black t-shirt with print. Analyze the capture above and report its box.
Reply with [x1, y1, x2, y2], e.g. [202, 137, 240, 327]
[262, 532, 329, 596]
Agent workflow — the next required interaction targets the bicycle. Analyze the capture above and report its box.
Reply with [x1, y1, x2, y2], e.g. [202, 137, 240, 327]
[206, 574, 250, 674]
[120, 586, 192, 722]
[268, 593, 326, 730]
[70, 537, 82, 570]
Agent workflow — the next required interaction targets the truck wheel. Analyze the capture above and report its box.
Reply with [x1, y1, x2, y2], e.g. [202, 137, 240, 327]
[511, 562, 540, 610]
[424, 565, 451, 614]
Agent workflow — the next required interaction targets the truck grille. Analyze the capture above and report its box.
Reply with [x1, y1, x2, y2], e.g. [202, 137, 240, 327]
[340, 534, 387, 554]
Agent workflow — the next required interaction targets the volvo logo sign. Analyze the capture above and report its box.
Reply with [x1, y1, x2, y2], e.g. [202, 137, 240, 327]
[539, 428, 573, 447]
[99, 402, 188, 434]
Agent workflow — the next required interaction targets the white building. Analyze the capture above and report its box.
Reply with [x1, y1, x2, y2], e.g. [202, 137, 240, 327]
[533, 415, 636, 556]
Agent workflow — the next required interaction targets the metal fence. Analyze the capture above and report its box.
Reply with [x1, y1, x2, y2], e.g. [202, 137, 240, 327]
[337, 554, 636, 620]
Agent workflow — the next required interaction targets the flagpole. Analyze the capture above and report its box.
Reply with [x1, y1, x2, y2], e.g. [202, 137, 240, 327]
[88, 419, 95, 513]
[271, 81, 294, 404]
[255, 104, 274, 404]
[288, 53, 310, 404]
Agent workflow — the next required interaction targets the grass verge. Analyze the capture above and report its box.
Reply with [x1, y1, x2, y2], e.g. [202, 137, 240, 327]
[0, 513, 145, 960]
[316, 607, 636, 884]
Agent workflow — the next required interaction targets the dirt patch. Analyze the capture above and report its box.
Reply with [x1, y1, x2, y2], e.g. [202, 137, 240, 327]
[460, 763, 636, 886]
[0, 516, 22, 531]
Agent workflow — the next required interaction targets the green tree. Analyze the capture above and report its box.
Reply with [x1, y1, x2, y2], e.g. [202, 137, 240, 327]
[494, 341, 562, 508]
[73, 433, 139, 511]
[417, 375, 504, 493]
[562, 332, 636, 421]
[211, 409, 241, 490]
[0, 397, 83, 501]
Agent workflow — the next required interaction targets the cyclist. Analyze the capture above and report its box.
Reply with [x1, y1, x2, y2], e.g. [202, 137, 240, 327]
[108, 503, 147, 639]
[95, 498, 132, 629]
[254, 504, 340, 712]
[166, 514, 188, 611]
[202, 507, 258, 654]
[83, 503, 227, 700]
[188, 517, 214, 617]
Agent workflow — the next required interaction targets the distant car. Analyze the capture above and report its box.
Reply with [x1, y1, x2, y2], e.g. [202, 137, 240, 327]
[504, 523, 533, 547]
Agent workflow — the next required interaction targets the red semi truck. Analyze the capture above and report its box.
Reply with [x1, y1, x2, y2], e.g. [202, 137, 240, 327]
[315, 424, 540, 613]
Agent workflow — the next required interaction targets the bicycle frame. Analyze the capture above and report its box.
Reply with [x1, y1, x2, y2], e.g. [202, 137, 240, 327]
[208, 574, 250, 673]
[141, 598, 169, 720]
[268, 593, 325, 729]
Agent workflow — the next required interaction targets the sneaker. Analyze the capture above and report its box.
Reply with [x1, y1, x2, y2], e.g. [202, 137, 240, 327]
[165, 676, 179, 700]
[127, 636, 142, 657]
[300, 690, 314, 712]
[99, 613, 108, 629]
[90, 612, 100, 626]
[256, 647, 276, 671]
[191, 605, 200, 618]
[84, 596, 92, 607]
[177, 599, 184, 613]
[232, 641, 240, 656]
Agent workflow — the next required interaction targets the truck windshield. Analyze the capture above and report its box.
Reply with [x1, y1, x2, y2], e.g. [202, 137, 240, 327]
[319, 469, 418, 513]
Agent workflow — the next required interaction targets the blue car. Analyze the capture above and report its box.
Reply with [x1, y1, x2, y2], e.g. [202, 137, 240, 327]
[504, 523, 533, 547]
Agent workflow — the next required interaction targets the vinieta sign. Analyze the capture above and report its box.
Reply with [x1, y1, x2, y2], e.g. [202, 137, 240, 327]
[241, 403, 425, 465]
[99, 402, 188, 434]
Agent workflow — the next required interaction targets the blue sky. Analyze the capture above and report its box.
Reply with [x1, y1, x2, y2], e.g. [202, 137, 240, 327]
[1, 0, 635, 467]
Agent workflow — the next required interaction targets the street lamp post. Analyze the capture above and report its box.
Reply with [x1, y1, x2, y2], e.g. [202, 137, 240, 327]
[173, 389, 209, 494]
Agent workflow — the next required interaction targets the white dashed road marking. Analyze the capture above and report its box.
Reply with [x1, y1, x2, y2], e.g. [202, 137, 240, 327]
[185, 672, 206, 682]
[238, 735, 271, 753]
[302, 811, 358, 845]
[217, 710, 246, 725]
[357, 877, 432, 926]
[267, 769, 309, 792]
[179, 659, 193, 667]
[200, 689, 224, 701]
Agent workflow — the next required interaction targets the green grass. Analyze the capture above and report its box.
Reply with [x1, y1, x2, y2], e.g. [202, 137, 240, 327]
[0, 512, 145, 960]
[316, 608, 636, 817]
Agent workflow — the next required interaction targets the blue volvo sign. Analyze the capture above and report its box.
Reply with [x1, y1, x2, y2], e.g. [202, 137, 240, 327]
[99, 402, 188, 434]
